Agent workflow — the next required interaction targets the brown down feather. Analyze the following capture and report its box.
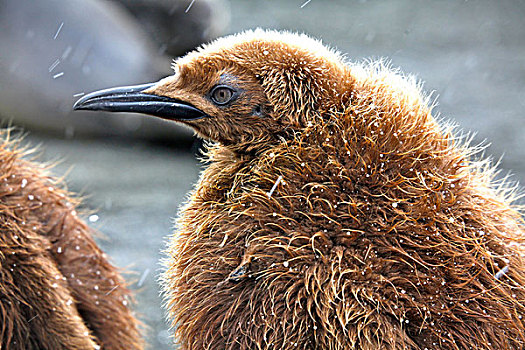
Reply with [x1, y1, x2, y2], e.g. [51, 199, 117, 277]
[139, 29, 525, 349]
[0, 130, 144, 350]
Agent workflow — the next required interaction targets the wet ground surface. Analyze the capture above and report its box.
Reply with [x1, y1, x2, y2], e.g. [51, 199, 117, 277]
[15, 1, 525, 348]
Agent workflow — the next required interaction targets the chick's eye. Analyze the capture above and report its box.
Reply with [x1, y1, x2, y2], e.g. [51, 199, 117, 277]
[210, 86, 234, 105]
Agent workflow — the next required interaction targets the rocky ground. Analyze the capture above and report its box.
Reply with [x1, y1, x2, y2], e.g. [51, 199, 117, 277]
[12, 1, 525, 348]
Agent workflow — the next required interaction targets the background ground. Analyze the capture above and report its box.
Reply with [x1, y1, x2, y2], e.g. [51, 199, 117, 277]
[15, 1, 525, 348]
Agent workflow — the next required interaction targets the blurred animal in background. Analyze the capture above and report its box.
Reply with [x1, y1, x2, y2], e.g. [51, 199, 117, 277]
[0, 131, 142, 350]
[0, 0, 229, 139]
[76, 30, 525, 349]
[114, 0, 230, 57]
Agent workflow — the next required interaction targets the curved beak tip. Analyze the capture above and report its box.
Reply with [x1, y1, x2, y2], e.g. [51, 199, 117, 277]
[72, 96, 90, 111]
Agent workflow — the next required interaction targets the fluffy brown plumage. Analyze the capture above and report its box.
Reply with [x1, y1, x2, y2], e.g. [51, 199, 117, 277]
[0, 131, 143, 350]
[78, 29, 525, 349]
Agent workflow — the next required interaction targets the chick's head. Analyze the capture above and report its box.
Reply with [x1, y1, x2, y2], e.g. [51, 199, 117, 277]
[75, 30, 351, 151]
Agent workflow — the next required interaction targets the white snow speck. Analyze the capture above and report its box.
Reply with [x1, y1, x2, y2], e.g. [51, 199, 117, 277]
[137, 268, 151, 287]
[300, 0, 312, 8]
[48, 59, 60, 72]
[267, 175, 283, 198]
[185, 0, 196, 13]
[495, 265, 509, 280]
[53, 22, 64, 40]
[88, 214, 99, 223]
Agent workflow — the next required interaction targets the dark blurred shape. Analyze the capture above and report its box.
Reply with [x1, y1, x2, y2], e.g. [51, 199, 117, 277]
[0, 0, 229, 139]
[115, 0, 230, 57]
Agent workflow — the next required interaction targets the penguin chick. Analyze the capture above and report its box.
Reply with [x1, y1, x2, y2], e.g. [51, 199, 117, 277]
[0, 131, 143, 350]
[75, 29, 525, 350]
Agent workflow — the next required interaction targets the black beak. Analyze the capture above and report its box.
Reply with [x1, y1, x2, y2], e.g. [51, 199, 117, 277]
[73, 82, 206, 121]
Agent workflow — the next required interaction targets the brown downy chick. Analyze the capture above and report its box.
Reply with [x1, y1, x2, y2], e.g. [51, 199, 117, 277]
[0, 131, 143, 350]
[75, 29, 525, 349]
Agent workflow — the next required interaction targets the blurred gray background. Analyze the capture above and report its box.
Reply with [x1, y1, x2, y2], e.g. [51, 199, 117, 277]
[1, 0, 525, 349]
